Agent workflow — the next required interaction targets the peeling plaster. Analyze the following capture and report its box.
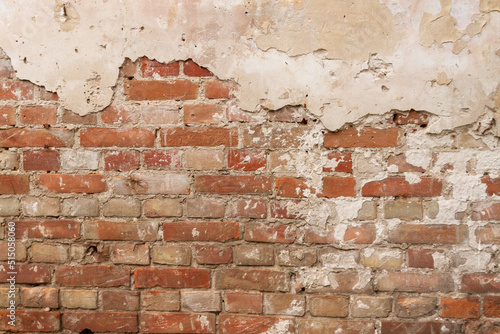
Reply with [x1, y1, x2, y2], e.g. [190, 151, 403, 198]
[0, 0, 498, 133]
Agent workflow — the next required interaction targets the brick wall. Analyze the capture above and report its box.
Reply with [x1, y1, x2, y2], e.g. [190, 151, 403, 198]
[0, 53, 499, 333]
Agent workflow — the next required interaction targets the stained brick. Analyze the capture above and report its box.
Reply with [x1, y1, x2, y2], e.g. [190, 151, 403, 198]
[134, 268, 210, 288]
[125, 80, 197, 100]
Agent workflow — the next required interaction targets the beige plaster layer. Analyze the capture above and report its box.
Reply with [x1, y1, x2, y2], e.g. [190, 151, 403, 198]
[0, 0, 499, 133]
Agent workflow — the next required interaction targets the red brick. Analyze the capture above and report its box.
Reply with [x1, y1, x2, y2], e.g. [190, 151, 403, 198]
[104, 150, 140, 171]
[377, 272, 454, 292]
[389, 224, 467, 244]
[0, 81, 34, 100]
[298, 320, 374, 334]
[304, 226, 336, 244]
[228, 149, 266, 171]
[144, 150, 181, 169]
[215, 269, 288, 292]
[225, 292, 263, 314]
[142, 58, 180, 77]
[83, 220, 157, 241]
[268, 106, 306, 122]
[362, 177, 442, 197]
[205, 80, 238, 99]
[321, 176, 356, 197]
[134, 268, 210, 288]
[387, 154, 425, 172]
[100, 105, 139, 124]
[62, 312, 138, 333]
[220, 315, 294, 334]
[184, 103, 224, 124]
[195, 175, 272, 195]
[125, 80, 197, 100]
[0, 264, 50, 283]
[161, 127, 237, 147]
[482, 176, 500, 196]
[344, 224, 376, 244]
[381, 321, 461, 334]
[245, 223, 296, 243]
[461, 273, 500, 293]
[270, 200, 304, 219]
[102, 290, 140, 311]
[23, 150, 59, 171]
[80, 128, 155, 147]
[62, 109, 97, 125]
[183, 59, 213, 76]
[228, 199, 267, 218]
[324, 127, 401, 148]
[0, 310, 60, 332]
[0, 128, 73, 147]
[141, 313, 215, 333]
[485, 296, 500, 317]
[440, 297, 480, 319]
[35, 174, 107, 193]
[0, 175, 29, 194]
[276, 177, 315, 198]
[408, 248, 444, 268]
[55, 265, 130, 287]
[163, 222, 240, 242]
[394, 110, 429, 125]
[19, 106, 57, 125]
[194, 245, 233, 264]
[472, 202, 500, 220]
[13, 219, 80, 239]
[0, 106, 15, 125]
[323, 152, 353, 172]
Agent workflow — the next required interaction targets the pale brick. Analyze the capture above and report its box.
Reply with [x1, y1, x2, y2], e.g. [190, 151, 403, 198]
[362, 248, 403, 270]
[111, 243, 149, 265]
[184, 149, 224, 170]
[103, 198, 141, 217]
[62, 197, 99, 217]
[182, 291, 221, 312]
[0, 288, 20, 307]
[144, 198, 182, 217]
[0, 241, 26, 261]
[31, 243, 68, 263]
[21, 287, 58, 308]
[61, 150, 99, 170]
[396, 297, 436, 318]
[0, 151, 18, 169]
[384, 200, 423, 220]
[151, 245, 191, 265]
[142, 291, 180, 311]
[278, 247, 317, 266]
[308, 295, 349, 317]
[21, 197, 60, 216]
[186, 197, 225, 218]
[352, 296, 392, 317]
[61, 289, 97, 309]
[234, 244, 274, 266]
[264, 293, 305, 316]
[0, 197, 20, 216]
[357, 201, 377, 220]
[113, 174, 190, 195]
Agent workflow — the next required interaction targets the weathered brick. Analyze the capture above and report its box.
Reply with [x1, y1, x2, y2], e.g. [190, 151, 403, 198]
[121, 57, 137, 77]
[278, 247, 317, 267]
[194, 245, 232, 264]
[471, 202, 500, 220]
[393, 110, 429, 125]
[234, 244, 274, 266]
[141, 58, 180, 77]
[141, 106, 179, 124]
[141, 291, 180, 311]
[324, 127, 401, 148]
[83, 220, 157, 241]
[264, 293, 305, 316]
[352, 296, 392, 318]
[31, 243, 68, 263]
[440, 297, 480, 319]
[0, 151, 18, 169]
[23, 150, 59, 171]
[408, 248, 445, 268]
[114, 173, 189, 195]
[343, 224, 377, 244]
[111, 243, 150, 265]
[144, 198, 182, 217]
[0, 198, 19, 216]
[269, 106, 306, 122]
[186, 197, 225, 218]
[475, 224, 500, 244]
[304, 225, 336, 244]
[389, 224, 467, 244]
[125, 80, 197, 100]
[0, 175, 29, 194]
[0, 264, 50, 283]
[0, 107, 15, 125]
[214, 269, 288, 292]
[196, 175, 272, 195]
[220, 315, 294, 334]
[245, 223, 296, 243]
[0, 81, 34, 100]
[184, 59, 213, 76]
[362, 177, 442, 197]
[19, 105, 57, 125]
[134, 268, 210, 288]
[62, 109, 97, 125]
[377, 272, 453, 292]
[0, 310, 60, 332]
[182, 291, 221, 312]
[387, 154, 425, 172]
[163, 222, 240, 242]
[100, 105, 139, 124]
[141, 313, 215, 334]
[104, 150, 140, 171]
[21, 196, 60, 216]
[184, 149, 224, 169]
[228, 149, 266, 171]
[61, 289, 97, 309]
[103, 198, 141, 217]
[144, 150, 182, 169]
[461, 273, 500, 293]
[484, 296, 500, 318]
[319, 248, 360, 269]
[323, 152, 353, 172]
[61, 150, 99, 170]
[384, 200, 423, 220]
[62, 312, 138, 333]
[205, 80, 238, 99]
[308, 295, 349, 318]
[298, 319, 374, 334]
[184, 103, 224, 124]
[381, 321, 460, 334]
[241, 125, 310, 148]
[102, 290, 140, 311]
[0, 128, 73, 147]
[36, 174, 107, 193]
[21, 287, 58, 308]
[14, 219, 80, 239]
[226, 103, 260, 122]
[55, 265, 130, 287]
[321, 176, 356, 197]
[362, 248, 403, 270]
[161, 127, 238, 147]
[62, 198, 99, 217]
[396, 297, 436, 318]
[225, 292, 262, 314]
[152, 245, 191, 265]
[276, 177, 315, 198]
[464, 320, 500, 334]
[0, 241, 26, 261]
[228, 198, 267, 218]
[80, 127, 155, 147]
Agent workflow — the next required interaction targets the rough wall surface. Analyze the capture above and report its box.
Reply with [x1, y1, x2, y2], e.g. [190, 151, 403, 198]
[0, 52, 498, 333]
